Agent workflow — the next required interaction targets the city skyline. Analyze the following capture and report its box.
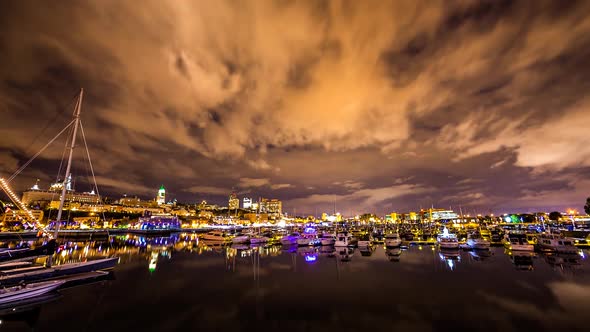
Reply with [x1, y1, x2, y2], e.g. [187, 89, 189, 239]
[1, 1, 590, 215]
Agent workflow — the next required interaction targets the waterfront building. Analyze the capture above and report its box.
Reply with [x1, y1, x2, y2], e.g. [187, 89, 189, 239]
[197, 200, 218, 211]
[156, 185, 166, 205]
[260, 198, 282, 218]
[425, 209, 459, 221]
[228, 192, 239, 210]
[385, 213, 400, 223]
[21, 179, 100, 208]
[243, 197, 252, 209]
[2, 209, 44, 224]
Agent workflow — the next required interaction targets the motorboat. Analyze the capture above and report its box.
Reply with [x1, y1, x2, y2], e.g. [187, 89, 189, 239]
[466, 232, 490, 250]
[334, 232, 357, 247]
[231, 234, 250, 244]
[384, 233, 402, 248]
[320, 233, 336, 246]
[296, 233, 320, 247]
[200, 231, 231, 242]
[280, 232, 300, 246]
[535, 234, 577, 253]
[249, 235, 270, 245]
[357, 233, 372, 248]
[359, 245, 374, 256]
[437, 227, 459, 249]
[503, 233, 534, 251]
[0, 280, 65, 305]
[489, 229, 504, 246]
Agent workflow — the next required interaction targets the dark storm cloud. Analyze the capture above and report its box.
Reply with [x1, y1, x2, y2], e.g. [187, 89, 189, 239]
[1, 0, 589, 214]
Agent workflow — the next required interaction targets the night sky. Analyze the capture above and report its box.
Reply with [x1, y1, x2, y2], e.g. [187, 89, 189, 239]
[1, 1, 589, 215]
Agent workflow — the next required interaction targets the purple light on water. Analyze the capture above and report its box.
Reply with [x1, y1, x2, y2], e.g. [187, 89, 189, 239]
[305, 255, 317, 263]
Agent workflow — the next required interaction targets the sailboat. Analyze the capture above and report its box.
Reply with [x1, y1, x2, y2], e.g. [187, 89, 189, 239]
[0, 89, 118, 274]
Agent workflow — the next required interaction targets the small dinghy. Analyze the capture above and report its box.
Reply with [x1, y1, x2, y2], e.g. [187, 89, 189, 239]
[0, 280, 64, 304]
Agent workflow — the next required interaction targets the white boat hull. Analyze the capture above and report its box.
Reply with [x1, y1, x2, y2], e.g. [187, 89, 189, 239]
[439, 242, 459, 249]
[385, 239, 402, 248]
[357, 240, 372, 247]
[297, 238, 311, 246]
[250, 237, 269, 244]
[320, 238, 335, 246]
[281, 239, 296, 245]
[232, 235, 250, 244]
[0, 280, 64, 304]
[467, 239, 490, 250]
[506, 243, 534, 251]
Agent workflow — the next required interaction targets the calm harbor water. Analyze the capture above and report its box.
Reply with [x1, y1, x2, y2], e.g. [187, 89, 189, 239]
[2, 235, 590, 332]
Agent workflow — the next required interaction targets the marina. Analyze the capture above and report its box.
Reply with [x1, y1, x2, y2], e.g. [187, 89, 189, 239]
[2, 1, 590, 331]
[0, 232, 588, 331]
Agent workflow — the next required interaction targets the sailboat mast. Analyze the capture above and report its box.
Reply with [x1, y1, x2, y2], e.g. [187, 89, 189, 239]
[54, 89, 83, 238]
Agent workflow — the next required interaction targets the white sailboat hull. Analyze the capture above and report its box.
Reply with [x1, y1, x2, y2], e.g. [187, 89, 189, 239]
[0, 280, 64, 304]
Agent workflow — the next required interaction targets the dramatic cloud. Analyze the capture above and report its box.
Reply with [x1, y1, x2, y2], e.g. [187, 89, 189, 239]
[1, 0, 589, 214]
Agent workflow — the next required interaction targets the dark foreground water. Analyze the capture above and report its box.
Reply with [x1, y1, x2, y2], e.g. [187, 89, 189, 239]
[2, 236, 590, 332]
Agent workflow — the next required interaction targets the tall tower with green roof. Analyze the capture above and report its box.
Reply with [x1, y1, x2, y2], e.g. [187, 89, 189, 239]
[157, 185, 166, 205]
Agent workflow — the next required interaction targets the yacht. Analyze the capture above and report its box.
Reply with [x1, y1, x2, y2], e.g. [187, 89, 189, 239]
[489, 229, 504, 246]
[249, 235, 270, 245]
[466, 232, 491, 250]
[535, 234, 577, 253]
[231, 233, 250, 244]
[357, 233, 372, 248]
[280, 232, 300, 245]
[334, 232, 357, 247]
[384, 233, 402, 248]
[437, 227, 459, 249]
[200, 231, 231, 242]
[320, 233, 336, 246]
[503, 233, 534, 251]
[296, 233, 321, 246]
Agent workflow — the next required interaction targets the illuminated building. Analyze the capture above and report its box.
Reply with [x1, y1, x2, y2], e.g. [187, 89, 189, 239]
[2, 209, 44, 224]
[425, 209, 459, 221]
[228, 192, 239, 210]
[260, 198, 282, 218]
[156, 185, 166, 205]
[21, 179, 100, 207]
[385, 213, 399, 223]
[243, 197, 252, 209]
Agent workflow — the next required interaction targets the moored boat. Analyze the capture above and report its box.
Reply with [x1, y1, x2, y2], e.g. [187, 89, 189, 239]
[466, 232, 490, 250]
[334, 232, 357, 247]
[535, 234, 577, 253]
[320, 233, 336, 246]
[437, 227, 459, 249]
[0, 280, 65, 305]
[280, 232, 300, 246]
[503, 233, 534, 251]
[200, 231, 232, 242]
[384, 233, 402, 248]
[357, 233, 372, 247]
